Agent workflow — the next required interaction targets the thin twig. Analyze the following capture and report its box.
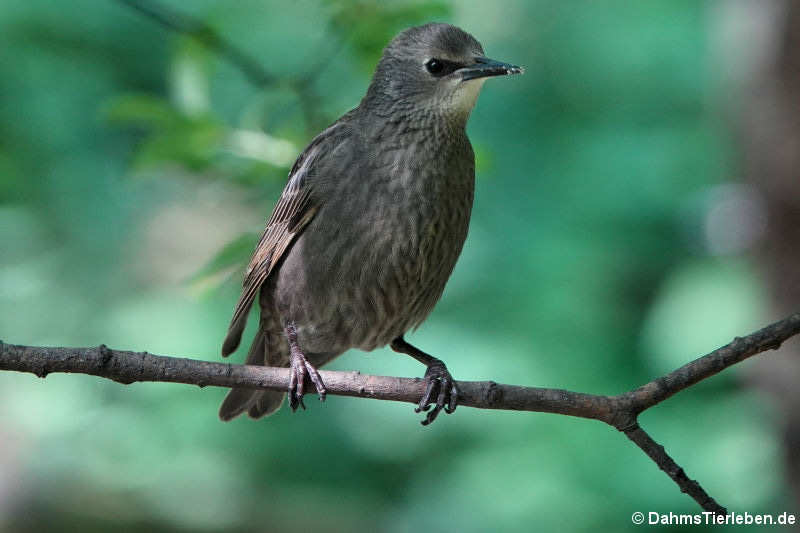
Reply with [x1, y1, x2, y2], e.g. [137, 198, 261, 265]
[116, 1, 343, 88]
[118, 0, 277, 87]
[622, 423, 727, 514]
[622, 313, 799, 413]
[2, 312, 798, 513]
[116, 0, 344, 133]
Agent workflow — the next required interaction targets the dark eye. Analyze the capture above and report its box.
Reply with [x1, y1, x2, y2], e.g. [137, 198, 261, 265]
[425, 58, 445, 76]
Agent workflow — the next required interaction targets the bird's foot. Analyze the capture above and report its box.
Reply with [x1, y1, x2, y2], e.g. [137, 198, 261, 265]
[288, 347, 327, 412]
[416, 359, 458, 426]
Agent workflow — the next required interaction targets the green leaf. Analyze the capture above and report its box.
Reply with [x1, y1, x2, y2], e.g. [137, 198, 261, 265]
[101, 93, 182, 129]
[170, 35, 213, 116]
[187, 231, 260, 287]
[327, 1, 451, 70]
[132, 116, 225, 171]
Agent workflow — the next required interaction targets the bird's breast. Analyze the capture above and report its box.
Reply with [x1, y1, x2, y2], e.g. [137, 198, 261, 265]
[342, 142, 475, 348]
[276, 133, 475, 355]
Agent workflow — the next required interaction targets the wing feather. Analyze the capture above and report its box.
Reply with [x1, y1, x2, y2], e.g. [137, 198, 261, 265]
[220, 130, 331, 357]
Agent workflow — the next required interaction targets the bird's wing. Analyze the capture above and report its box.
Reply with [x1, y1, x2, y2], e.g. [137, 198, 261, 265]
[221, 124, 343, 357]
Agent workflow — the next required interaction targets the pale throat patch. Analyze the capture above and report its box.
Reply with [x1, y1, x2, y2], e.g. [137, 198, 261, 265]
[449, 78, 487, 117]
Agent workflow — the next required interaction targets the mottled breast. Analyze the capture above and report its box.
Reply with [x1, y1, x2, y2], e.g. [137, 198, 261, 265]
[274, 119, 475, 356]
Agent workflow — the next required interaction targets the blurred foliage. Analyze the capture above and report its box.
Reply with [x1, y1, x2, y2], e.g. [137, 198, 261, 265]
[0, 1, 788, 532]
[326, 0, 450, 70]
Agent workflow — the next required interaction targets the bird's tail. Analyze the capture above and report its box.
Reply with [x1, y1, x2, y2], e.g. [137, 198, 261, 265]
[219, 329, 285, 421]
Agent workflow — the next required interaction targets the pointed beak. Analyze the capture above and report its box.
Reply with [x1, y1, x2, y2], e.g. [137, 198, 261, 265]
[460, 57, 524, 81]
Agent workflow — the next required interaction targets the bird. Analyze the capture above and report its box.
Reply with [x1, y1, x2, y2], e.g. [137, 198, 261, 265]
[219, 22, 522, 425]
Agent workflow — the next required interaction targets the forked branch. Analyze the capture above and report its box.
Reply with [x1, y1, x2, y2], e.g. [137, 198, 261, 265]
[2, 312, 798, 514]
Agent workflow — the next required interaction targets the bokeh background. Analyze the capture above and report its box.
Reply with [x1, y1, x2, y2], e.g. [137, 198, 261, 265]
[2, 1, 798, 531]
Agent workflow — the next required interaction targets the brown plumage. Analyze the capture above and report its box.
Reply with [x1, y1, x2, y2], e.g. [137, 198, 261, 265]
[220, 23, 521, 424]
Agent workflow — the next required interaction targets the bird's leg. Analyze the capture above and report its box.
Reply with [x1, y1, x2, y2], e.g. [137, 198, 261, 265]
[286, 322, 327, 411]
[390, 336, 458, 425]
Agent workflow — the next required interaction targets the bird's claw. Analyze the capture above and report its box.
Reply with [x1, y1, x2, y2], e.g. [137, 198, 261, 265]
[288, 349, 327, 412]
[416, 361, 458, 425]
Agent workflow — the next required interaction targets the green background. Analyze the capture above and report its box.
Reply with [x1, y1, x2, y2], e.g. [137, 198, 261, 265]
[0, 1, 790, 531]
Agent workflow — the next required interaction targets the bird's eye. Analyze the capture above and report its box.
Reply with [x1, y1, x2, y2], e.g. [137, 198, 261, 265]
[425, 58, 445, 76]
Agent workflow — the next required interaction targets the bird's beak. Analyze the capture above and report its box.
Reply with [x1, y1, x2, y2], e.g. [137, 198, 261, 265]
[460, 57, 524, 81]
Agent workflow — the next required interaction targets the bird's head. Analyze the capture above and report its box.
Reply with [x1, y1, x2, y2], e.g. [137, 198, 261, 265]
[363, 23, 523, 121]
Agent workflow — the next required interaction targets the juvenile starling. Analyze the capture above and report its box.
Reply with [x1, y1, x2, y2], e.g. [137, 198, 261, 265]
[220, 22, 522, 425]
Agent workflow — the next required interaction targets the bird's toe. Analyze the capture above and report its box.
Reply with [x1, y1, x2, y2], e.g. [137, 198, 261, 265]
[418, 362, 459, 425]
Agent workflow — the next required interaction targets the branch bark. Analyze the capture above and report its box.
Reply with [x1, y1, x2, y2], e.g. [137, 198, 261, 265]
[2, 313, 798, 514]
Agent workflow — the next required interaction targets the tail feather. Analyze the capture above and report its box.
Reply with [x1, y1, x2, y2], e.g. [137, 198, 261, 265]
[221, 311, 248, 357]
[219, 387, 259, 422]
[247, 390, 284, 419]
[219, 330, 284, 421]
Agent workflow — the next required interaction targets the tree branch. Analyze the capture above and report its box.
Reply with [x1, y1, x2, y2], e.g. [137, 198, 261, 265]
[2, 313, 798, 514]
